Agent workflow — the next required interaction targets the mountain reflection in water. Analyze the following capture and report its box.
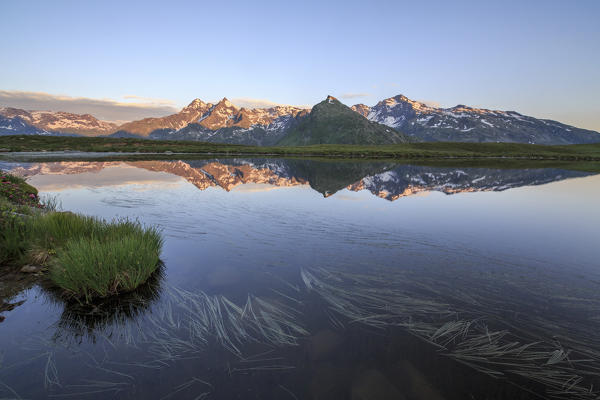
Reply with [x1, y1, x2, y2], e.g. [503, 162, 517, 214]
[6, 158, 592, 199]
[0, 158, 599, 400]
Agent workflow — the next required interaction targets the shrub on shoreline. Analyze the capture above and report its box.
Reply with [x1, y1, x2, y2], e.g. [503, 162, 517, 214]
[1, 172, 40, 207]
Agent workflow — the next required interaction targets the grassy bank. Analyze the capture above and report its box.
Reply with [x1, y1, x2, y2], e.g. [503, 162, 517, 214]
[1, 171, 163, 302]
[2, 135, 600, 161]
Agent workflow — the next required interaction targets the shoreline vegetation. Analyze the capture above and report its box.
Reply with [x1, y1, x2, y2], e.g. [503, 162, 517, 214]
[1, 135, 600, 161]
[0, 170, 163, 303]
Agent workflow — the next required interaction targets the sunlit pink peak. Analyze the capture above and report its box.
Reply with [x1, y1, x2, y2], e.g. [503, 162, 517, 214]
[218, 97, 235, 108]
[184, 98, 210, 110]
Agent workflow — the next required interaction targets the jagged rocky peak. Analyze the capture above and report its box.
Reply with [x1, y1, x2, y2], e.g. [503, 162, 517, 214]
[351, 104, 370, 117]
[382, 94, 410, 104]
[449, 104, 498, 115]
[450, 104, 477, 112]
[193, 97, 240, 130]
[217, 97, 237, 109]
[184, 98, 211, 110]
[325, 95, 339, 104]
[376, 94, 434, 112]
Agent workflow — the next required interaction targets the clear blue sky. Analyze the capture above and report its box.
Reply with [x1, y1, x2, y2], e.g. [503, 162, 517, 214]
[1, 0, 599, 129]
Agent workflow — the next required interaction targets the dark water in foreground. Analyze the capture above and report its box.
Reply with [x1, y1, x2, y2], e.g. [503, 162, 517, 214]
[1, 158, 600, 400]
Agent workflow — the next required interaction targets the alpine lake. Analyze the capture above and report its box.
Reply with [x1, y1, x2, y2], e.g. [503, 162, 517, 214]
[1, 155, 600, 400]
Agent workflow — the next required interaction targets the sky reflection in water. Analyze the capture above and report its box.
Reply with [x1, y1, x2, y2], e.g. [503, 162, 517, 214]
[1, 158, 600, 400]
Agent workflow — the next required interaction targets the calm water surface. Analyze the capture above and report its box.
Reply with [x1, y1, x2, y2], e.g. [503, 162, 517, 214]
[1, 158, 600, 399]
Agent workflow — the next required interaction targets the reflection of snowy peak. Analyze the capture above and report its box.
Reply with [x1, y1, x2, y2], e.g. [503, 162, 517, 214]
[8, 160, 306, 193]
[131, 160, 306, 191]
[6, 160, 592, 201]
[349, 166, 589, 200]
[352, 95, 600, 145]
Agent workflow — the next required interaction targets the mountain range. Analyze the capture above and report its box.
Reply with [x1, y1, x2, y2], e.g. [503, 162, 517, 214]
[352, 95, 599, 145]
[2, 94, 599, 145]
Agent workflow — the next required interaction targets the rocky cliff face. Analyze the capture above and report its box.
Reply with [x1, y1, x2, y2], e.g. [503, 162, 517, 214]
[115, 99, 213, 136]
[115, 98, 309, 145]
[352, 95, 600, 145]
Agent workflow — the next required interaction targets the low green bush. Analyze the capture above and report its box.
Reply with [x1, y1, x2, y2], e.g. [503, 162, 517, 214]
[0, 172, 40, 207]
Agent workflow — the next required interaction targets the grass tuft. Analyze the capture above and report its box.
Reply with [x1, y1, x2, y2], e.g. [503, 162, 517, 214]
[26, 213, 164, 300]
[51, 227, 163, 301]
[0, 197, 32, 265]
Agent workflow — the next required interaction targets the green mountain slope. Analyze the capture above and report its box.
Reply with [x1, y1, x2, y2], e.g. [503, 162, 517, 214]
[278, 96, 409, 146]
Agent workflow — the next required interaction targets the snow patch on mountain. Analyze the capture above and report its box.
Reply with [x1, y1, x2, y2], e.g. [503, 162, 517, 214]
[352, 94, 600, 145]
